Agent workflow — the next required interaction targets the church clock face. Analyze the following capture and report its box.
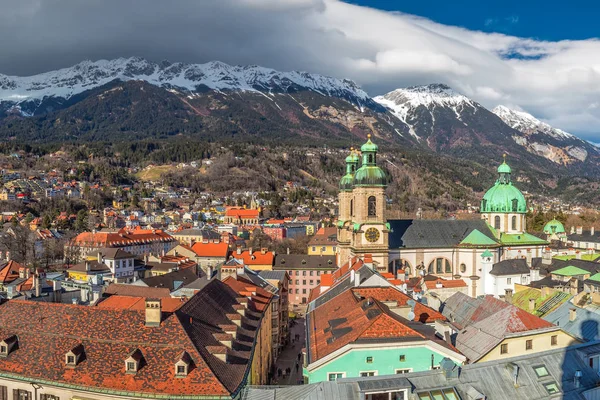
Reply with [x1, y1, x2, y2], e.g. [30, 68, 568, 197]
[365, 227, 380, 243]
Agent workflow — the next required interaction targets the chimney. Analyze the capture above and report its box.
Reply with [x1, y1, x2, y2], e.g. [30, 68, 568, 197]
[569, 308, 577, 322]
[576, 251, 582, 260]
[592, 227, 596, 236]
[505, 289, 513, 304]
[236, 247, 242, 255]
[542, 248, 553, 265]
[261, 248, 267, 255]
[526, 249, 532, 268]
[541, 286, 552, 298]
[97, 251, 102, 263]
[574, 370, 582, 389]
[436, 280, 443, 289]
[286, 247, 290, 255]
[577, 226, 583, 235]
[571, 226, 575, 234]
[34, 273, 41, 297]
[529, 298, 535, 311]
[145, 299, 162, 327]
[249, 247, 253, 255]
[85, 260, 91, 273]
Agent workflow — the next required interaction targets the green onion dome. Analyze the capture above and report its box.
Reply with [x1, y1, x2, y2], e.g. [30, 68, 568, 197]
[543, 219, 565, 234]
[354, 135, 387, 187]
[340, 148, 359, 191]
[480, 158, 527, 214]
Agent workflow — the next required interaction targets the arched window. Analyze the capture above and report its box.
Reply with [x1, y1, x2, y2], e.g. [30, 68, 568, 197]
[494, 215, 501, 229]
[368, 196, 376, 217]
[368, 154, 374, 164]
[511, 215, 517, 231]
[389, 259, 412, 275]
[460, 263, 466, 273]
[350, 199, 354, 217]
[511, 199, 518, 212]
[428, 258, 451, 274]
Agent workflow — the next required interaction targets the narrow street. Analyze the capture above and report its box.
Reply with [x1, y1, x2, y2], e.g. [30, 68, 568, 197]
[272, 317, 306, 385]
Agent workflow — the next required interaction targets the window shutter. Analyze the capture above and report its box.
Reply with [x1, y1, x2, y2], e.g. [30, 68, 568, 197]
[0, 386, 6, 400]
[13, 390, 18, 400]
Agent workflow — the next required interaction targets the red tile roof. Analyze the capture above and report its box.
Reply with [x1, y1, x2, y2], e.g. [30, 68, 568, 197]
[97, 295, 187, 313]
[191, 241, 230, 258]
[0, 298, 231, 396]
[424, 279, 468, 289]
[223, 276, 274, 313]
[307, 290, 425, 362]
[235, 250, 275, 266]
[104, 284, 171, 298]
[224, 208, 259, 218]
[0, 260, 24, 284]
[353, 287, 446, 324]
[72, 227, 174, 247]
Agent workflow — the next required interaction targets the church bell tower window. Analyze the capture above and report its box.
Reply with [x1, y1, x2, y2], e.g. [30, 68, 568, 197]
[368, 196, 376, 217]
[494, 216, 501, 229]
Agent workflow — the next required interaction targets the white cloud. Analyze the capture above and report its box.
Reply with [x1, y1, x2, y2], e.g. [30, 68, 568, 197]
[1, 0, 600, 139]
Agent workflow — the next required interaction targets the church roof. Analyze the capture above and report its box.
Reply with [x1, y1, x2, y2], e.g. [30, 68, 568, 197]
[388, 219, 499, 249]
[544, 219, 566, 234]
[460, 229, 499, 247]
[552, 266, 590, 277]
[499, 232, 548, 246]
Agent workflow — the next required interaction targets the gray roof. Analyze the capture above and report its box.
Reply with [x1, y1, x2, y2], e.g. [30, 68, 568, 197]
[242, 342, 600, 400]
[543, 301, 600, 342]
[568, 231, 600, 243]
[176, 228, 220, 239]
[273, 254, 336, 270]
[141, 268, 206, 292]
[388, 219, 498, 249]
[490, 259, 531, 276]
[257, 270, 287, 282]
[97, 247, 134, 260]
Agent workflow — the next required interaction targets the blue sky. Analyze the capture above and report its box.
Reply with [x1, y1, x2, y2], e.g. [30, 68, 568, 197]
[349, 0, 599, 41]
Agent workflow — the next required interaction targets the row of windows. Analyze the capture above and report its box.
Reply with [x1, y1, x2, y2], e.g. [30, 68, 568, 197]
[0, 388, 59, 400]
[291, 279, 320, 286]
[500, 335, 558, 354]
[311, 246, 336, 252]
[493, 215, 519, 230]
[290, 270, 325, 276]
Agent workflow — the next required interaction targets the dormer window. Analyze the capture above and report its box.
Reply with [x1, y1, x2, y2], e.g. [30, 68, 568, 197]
[0, 335, 18, 357]
[175, 351, 192, 377]
[65, 344, 84, 367]
[125, 349, 144, 374]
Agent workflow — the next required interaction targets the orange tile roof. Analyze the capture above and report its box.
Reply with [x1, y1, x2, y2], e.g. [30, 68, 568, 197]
[353, 287, 446, 323]
[97, 295, 187, 313]
[0, 260, 24, 284]
[72, 227, 174, 247]
[308, 290, 424, 362]
[104, 284, 171, 298]
[224, 208, 259, 218]
[223, 276, 274, 313]
[191, 241, 230, 258]
[236, 250, 274, 266]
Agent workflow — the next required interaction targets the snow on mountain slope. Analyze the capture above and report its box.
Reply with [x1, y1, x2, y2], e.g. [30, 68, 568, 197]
[493, 105, 596, 163]
[0, 57, 373, 110]
[373, 84, 477, 123]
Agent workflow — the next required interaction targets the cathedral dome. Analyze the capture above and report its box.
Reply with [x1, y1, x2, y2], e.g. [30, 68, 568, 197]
[480, 158, 526, 214]
[339, 173, 354, 191]
[360, 136, 379, 153]
[353, 166, 387, 187]
[543, 219, 565, 234]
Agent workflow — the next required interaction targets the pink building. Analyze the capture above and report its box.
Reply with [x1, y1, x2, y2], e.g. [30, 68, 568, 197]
[273, 254, 336, 306]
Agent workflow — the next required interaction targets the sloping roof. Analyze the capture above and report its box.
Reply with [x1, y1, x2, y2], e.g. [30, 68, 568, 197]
[191, 241, 230, 258]
[68, 260, 111, 274]
[353, 287, 446, 323]
[553, 266, 591, 276]
[511, 288, 571, 317]
[141, 268, 206, 292]
[104, 283, 171, 298]
[490, 259, 531, 276]
[442, 292, 510, 330]
[97, 295, 186, 312]
[98, 247, 135, 260]
[243, 342, 600, 400]
[388, 219, 499, 249]
[72, 227, 175, 247]
[543, 302, 600, 342]
[0, 260, 24, 284]
[307, 290, 426, 364]
[0, 296, 234, 396]
[235, 250, 275, 266]
[273, 254, 336, 270]
[224, 208, 259, 218]
[457, 306, 557, 362]
[460, 229, 498, 247]
[257, 270, 287, 282]
[423, 279, 467, 289]
[499, 233, 548, 246]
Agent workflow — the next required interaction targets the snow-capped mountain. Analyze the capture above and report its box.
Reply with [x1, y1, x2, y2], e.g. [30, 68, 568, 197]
[0, 57, 378, 116]
[493, 105, 597, 164]
[373, 84, 520, 155]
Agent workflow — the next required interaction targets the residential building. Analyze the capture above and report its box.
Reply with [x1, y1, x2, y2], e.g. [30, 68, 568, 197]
[173, 227, 220, 246]
[273, 254, 336, 305]
[307, 226, 337, 256]
[69, 227, 176, 260]
[0, 279, 271, 399]
[234, 248, 275, 271]
[134, 268, 209, 297]
[244, 341, 600, 400]
[0, 260, 25, 290]
[303, 288, 465, 383]
[258, 270, 291, 355]
[442, 292, 579, 363]
[189, 240, 230, 276]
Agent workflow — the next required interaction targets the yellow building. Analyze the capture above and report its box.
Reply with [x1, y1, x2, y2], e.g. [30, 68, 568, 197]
[307, 226, 337, 256]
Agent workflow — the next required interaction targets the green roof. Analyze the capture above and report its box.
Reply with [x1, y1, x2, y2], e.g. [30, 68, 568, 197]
[339, 173, 354, 191]
[499, 233, 548, 246]
[481, 159, 526, 214]
[353, 165, 387, 187]
[481, 249, 493, 258]
[587, 273, 600, 283]
[460, 229, 498, 247]
[511, 288, 571, 317]
[497, 161, 511, 174]
[554, 254, 600, 262]
[360, 136, 379, 153]
[552, 266, 590, 276]
[544, 219, 566, 234]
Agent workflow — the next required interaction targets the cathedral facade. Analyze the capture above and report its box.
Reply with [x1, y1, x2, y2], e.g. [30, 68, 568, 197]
[336, 137, 548, 297]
